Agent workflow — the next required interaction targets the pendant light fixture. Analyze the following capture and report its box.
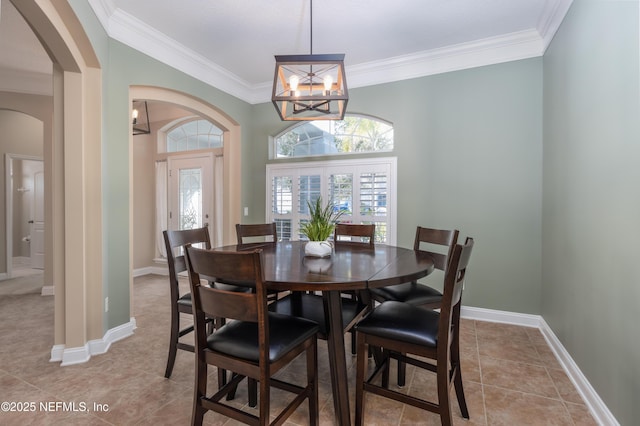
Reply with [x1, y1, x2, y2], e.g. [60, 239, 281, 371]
[132, 100, 151, 135]
[271, 0, 348, 121]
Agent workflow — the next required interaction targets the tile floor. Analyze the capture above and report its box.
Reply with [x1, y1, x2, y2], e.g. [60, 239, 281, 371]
[10, 256, 44, 279]
[0, 274, 598, 425]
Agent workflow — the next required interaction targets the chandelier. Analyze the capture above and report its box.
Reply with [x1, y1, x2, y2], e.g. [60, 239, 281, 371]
[271, 0, 348, 121]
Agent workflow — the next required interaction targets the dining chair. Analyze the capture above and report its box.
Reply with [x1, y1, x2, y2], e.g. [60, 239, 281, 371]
[162, 227, 214, 379]
[368, 226, 459, 385]
[184, 245, 320, 426]
[354, 238, 474, 426]
[333, 223, 375, 247]
[334, 222, 375, 354]
[235, 222, 278, 247]
[235, 222, 285, 302]
[163, 227, 252, 379]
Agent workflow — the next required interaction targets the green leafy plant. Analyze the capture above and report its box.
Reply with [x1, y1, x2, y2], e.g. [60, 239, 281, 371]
[300, 197, 344, 241]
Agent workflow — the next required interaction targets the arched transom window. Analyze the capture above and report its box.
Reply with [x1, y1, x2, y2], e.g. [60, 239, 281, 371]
[274, 115, 394, 159]
[166, 119, 223, 153]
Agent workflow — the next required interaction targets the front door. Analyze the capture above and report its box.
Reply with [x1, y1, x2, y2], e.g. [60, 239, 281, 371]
[167, 154, 213, 234]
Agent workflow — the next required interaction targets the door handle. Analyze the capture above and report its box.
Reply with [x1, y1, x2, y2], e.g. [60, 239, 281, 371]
[28, 220, 34, 224]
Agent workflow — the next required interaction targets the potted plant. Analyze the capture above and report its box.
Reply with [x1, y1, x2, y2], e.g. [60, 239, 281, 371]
[300, 197, 344, 257]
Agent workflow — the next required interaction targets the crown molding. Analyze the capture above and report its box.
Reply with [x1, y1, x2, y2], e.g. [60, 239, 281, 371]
[346, 29, 544, 90]
[88, 0, 255, 102]
[88, 0, 572, 105]
[538, 0, 575, 49]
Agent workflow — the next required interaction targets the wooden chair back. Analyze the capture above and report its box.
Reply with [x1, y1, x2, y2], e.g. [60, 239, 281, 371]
[164, 227, 212, 290]
[334, 223, 375, 247]
[235, 223, 278, 246]
[186, 246, 265, 327]
[439, 237, 474, 339]
[413, 226, 459, 271]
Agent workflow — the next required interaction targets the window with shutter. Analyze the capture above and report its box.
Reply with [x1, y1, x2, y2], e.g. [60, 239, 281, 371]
[267, 158, 396, 244]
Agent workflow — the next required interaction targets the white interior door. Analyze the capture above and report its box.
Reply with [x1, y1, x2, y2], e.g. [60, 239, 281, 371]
[167, 154, 213, 235]
[30, 168, 45, 269]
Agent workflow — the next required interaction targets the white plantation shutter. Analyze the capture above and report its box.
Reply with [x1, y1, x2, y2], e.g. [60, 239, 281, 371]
[270, 173, 294, 240]
[267, 158, 396, 244]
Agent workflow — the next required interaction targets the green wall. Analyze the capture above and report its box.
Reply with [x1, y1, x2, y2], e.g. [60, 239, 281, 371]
[542, 0, 640, 424]
[249, 58, 543, 314]
[69, 0, 254, 330]
[102, 41, 254, 328]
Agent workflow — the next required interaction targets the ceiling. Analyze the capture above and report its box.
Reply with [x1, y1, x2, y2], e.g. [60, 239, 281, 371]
[1, 0, 573, 103]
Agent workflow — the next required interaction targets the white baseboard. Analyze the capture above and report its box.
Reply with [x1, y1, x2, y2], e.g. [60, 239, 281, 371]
[538, 318, 619, 426]
[132, 257, 171, 277]
[461, 305, 542, 328]
[461, 306, 618, 426]
[133, 266, 156, 277]
[50, 318, 137, 366]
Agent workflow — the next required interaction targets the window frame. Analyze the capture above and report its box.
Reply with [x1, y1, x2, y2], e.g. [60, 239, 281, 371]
[270, 114, 394, 160]
[160, 117, 224, 154]
[266, 157, 397, 245]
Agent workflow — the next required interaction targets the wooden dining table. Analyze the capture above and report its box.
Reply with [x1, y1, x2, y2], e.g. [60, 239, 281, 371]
[214, 240, 435, 426]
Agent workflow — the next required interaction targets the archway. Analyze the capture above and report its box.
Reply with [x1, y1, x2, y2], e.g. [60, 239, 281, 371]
[128, 86, 241, 316]
[10, 0, 104, 365]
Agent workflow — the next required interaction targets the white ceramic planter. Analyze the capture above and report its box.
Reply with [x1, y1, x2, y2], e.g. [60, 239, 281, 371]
[304, 241, 333, 257]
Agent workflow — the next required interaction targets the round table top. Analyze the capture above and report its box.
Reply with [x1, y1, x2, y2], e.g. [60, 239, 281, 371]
[214, 240, 435, 292]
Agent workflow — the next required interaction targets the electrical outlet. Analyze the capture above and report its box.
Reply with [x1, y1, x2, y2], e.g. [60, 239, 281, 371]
[105, 297, 109, 312]
[244, 207, 249, 216]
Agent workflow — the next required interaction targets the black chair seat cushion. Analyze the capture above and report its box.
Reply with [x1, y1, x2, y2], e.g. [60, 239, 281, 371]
[212, 281, 254, 293]
[370, 282, 442, 306]
[177, 293, 192, 307]
[269, 293, 364, 336]
[355, 301, 440, 348]
[207, 312, 319, 362]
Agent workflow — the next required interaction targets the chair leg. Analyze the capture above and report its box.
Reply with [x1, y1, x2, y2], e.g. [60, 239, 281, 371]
[165, 310, 180, 378]
[217, 367, 227, 389]
[351, 330, 357, 355]
[437, 367, 453, 426]
[192, 359, 208, 426]
[381, 349, 391, 389]
[224, 375, 257, 406]
[225, 373, 241, 401]
[453, 368, 469, 419]
[396, 356, 406, 387]
[248, 378, 258, 407]
[450, 312, 469, 419]
[307, 339, 319, 426]
[354, 334, 367, 426]
[450, 339, 469, 418]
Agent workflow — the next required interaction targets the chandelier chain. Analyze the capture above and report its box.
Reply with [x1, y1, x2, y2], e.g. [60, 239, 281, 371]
[309, 0, 313, 55]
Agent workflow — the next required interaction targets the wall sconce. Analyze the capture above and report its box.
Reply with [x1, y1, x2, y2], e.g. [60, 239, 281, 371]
[132, 100, 151, 135]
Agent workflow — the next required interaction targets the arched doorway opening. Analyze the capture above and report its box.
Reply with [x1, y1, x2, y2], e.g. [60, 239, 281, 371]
[128, 86, 241, 316]
[10, 0, 104, 365]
